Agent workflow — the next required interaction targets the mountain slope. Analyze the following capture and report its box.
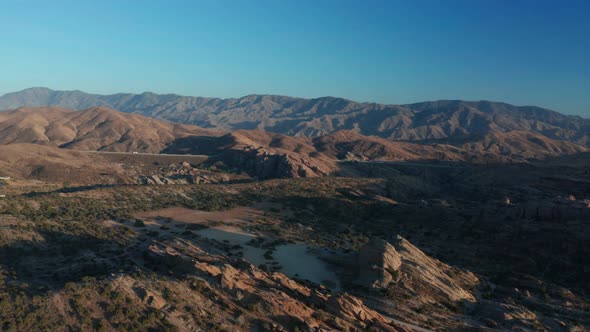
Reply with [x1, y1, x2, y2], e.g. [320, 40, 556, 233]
[313, 130, 466, 161]
[0, 143, 130, 183]
[0, 106, 586, 178]
[461, 130, 589, 161]
[1, 88, 588, 147]
[0, 106, 220, 153]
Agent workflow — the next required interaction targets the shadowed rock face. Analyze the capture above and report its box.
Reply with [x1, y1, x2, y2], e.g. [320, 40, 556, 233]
[356, 239, 402, 289]
[389, 235, 478, 302]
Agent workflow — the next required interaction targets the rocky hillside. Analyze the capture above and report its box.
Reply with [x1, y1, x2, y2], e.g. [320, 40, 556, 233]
[0, 144, 132, 184]
[461, 130, 589, 161]
[0, 106, 219, 153]
[163, 128, 579, 180]
[2, 88, 589, 146]
[313, 130, 466, 161]
[164, 130, 339, 179]
[0, 144, 234, 185]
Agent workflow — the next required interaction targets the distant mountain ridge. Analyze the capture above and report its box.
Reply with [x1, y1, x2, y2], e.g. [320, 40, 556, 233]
[1, 87, 589, 147]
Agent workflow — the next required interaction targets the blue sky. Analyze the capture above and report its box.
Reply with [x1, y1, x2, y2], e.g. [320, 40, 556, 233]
[0, 0, 588, 115]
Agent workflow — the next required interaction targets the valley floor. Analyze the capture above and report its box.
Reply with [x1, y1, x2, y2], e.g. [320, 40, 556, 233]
[0, 157, 589, 331]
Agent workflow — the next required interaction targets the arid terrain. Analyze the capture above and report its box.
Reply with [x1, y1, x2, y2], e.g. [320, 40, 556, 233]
[0, 97, 588, 331]
[2, 89, 589, 147]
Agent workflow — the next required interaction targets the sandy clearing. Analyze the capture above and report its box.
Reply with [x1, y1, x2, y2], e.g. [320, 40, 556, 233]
[136, 206, 266, 226]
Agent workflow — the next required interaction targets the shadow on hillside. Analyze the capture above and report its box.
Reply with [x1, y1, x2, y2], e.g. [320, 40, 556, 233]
[0, 229, 134, 294]
[23, 184, 126, 197]
[0, 217, 245, 295]
[162, 135, 231, 155]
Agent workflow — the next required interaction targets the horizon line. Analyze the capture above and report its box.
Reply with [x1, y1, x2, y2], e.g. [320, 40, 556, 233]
[0, 86, 579, 117]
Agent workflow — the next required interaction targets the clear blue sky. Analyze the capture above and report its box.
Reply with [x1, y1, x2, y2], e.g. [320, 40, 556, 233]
[0, 0, 588, 115]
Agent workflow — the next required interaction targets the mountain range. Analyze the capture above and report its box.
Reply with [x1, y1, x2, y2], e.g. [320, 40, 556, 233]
[1, 87, 589, 147]
[0, 105, 586, 181]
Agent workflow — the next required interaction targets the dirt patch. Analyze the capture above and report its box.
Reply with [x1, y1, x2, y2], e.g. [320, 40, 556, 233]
[136, 206, 267, 226]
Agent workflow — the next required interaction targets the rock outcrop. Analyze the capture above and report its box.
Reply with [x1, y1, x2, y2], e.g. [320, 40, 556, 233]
[138, 161, 230, 185]
[357, 235, 478, 303]
[145, 239, 406, 331]
[220, 147, 332, 179]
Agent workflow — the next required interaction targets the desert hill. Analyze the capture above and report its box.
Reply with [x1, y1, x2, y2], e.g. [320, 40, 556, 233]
[461, 130, 589, 161]
[0, 143, 130, 183]
[313, 130, 466, 161]
[0, 106, 219, 153]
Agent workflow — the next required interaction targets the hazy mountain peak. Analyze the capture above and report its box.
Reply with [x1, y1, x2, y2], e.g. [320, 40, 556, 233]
[10, 87, 53, 94]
